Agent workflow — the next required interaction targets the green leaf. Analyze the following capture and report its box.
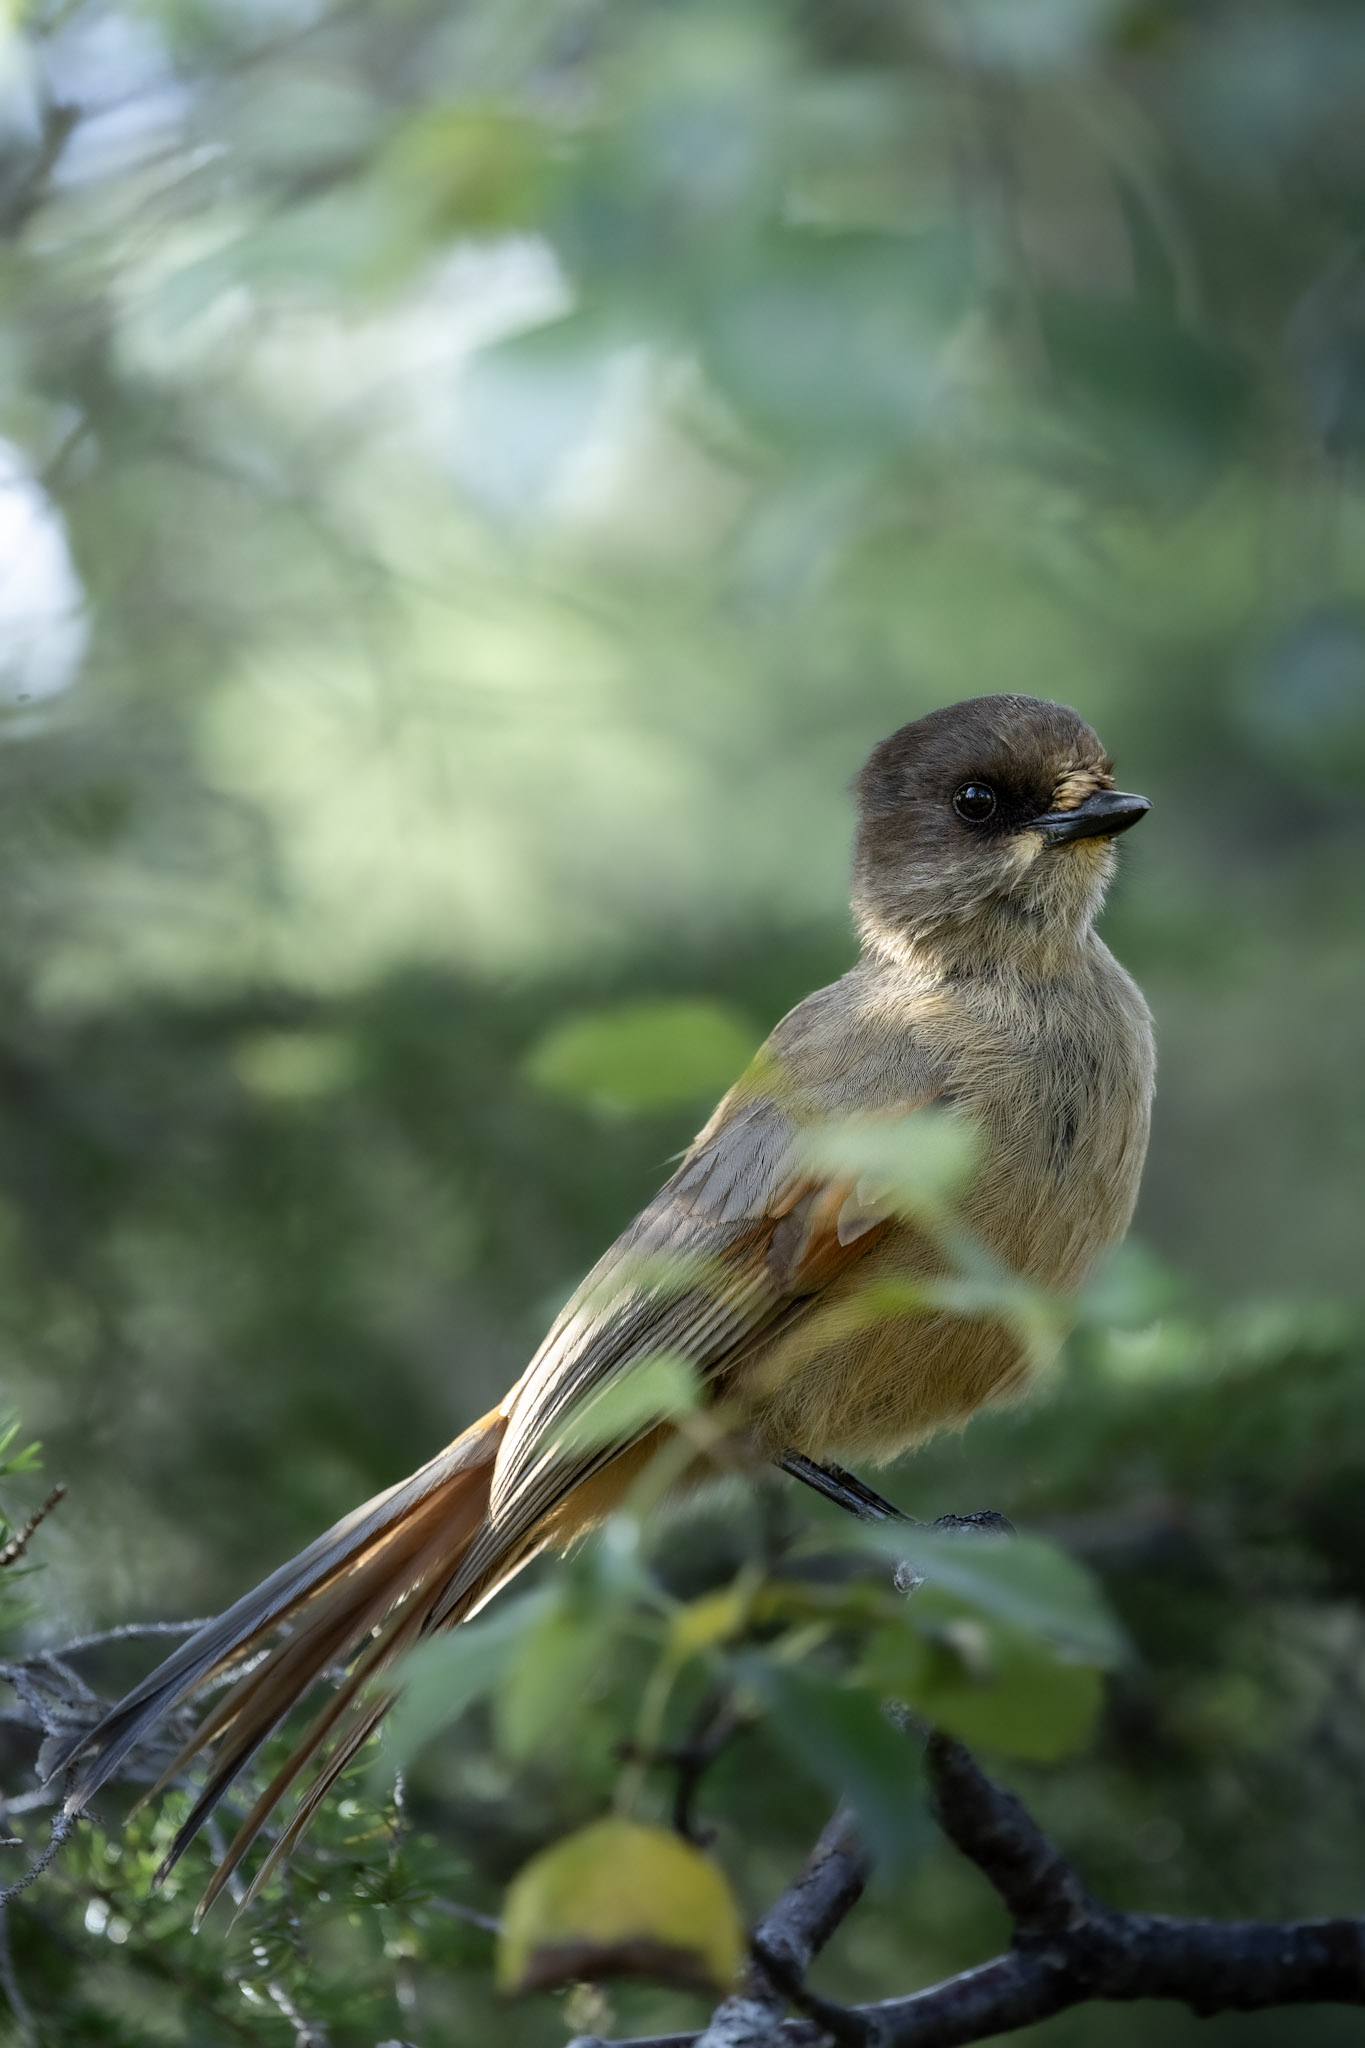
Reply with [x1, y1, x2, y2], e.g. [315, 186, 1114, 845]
[796, 1108, 981, 1216]
[553, 1353, 701, 1456]
[745, 1660, 928, 1875]
[860, 1530, 1127, 1667]
[863, 1619, 1105, 1761]
[375, 1591, 555, 1779]
[525, 1000, 758, 1115]
[0, 1420, 41, 1477]
[929, 1640, 1103, 1760]
[495, 1598, 618, 1761]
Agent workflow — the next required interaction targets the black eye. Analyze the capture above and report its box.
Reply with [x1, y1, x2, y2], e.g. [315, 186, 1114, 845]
[953, 782, 997, 823]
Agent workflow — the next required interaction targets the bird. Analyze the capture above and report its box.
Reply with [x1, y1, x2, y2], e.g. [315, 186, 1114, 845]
[54, 692, 1154, 1913]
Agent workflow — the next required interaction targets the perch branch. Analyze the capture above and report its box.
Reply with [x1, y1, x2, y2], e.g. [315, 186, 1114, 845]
[569, 1732, 1365, 2048]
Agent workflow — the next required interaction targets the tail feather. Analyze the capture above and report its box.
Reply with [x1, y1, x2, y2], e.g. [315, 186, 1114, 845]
[213, 1632, 418, 1920]
[180, 1486, 491, 1913]
[195, 1652, 394, 1921]
[149, 1497, 454, 1879]
[234, 1693, 392, 1916]
[160, 1460, 476, 1785]
[55, 1409, 507, 1891]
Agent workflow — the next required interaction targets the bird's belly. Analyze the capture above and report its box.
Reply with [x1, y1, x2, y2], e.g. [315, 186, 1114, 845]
[741, 1226, 1041, 1465]
[742, 1094, 1143, 1466]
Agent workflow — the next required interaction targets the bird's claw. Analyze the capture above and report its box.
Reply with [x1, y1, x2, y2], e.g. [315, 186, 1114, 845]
[930, 1510, 1016, 1539]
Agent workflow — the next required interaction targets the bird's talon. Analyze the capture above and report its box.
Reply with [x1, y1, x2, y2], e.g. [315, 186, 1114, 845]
[930, 1510, 1016, 1539]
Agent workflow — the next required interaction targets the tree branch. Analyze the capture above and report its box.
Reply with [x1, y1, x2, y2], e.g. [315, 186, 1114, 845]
[570, 1734, 1365, 2048]
[694, 1803, 869, 2048]
[922, 1732, 1087, 1934]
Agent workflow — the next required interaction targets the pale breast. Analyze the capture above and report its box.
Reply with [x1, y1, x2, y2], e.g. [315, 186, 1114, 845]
[946, 935, 1154, 1291]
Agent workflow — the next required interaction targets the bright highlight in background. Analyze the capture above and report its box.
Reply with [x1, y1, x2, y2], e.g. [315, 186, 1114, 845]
[0, 442, 88, 708]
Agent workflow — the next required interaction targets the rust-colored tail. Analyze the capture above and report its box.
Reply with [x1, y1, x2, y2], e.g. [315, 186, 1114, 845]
[55, 1407, 516, 1913]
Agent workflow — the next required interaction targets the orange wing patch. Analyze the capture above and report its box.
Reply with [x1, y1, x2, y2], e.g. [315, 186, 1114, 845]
[765, 1176, 891, 1296]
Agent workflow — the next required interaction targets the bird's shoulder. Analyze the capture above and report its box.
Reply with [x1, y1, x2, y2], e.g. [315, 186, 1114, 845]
[655, 961, 945, 1231]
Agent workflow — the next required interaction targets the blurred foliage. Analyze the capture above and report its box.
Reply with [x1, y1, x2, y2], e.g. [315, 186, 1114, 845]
[0, 0, 1360, 2040]
[525, 1000, 759, 1118]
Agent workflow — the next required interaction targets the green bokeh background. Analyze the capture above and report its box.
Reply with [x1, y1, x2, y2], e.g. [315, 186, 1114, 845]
[0, 0, 1362, 2040]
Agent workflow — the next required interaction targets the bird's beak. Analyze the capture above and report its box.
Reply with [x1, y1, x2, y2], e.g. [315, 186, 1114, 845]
[1031, 789, 1151, 845]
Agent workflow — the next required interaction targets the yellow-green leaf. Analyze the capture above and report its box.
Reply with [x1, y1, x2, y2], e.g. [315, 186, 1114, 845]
[668, 1583, 752, 1664]
[498, 1818, 744, 1996]
[379, 104, 550, 234]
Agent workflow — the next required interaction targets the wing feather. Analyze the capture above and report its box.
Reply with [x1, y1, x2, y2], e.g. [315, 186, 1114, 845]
[439, 1070, 932, 1614]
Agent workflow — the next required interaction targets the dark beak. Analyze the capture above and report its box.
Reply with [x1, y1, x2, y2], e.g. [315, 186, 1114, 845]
[1032, 789, 1151, 845]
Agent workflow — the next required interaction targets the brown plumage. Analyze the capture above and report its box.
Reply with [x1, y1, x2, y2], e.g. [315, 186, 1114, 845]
[55, 693, 1154, 1911]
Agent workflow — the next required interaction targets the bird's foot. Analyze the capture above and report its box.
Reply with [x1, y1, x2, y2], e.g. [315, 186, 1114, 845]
[930, 1510, 1016, 1539]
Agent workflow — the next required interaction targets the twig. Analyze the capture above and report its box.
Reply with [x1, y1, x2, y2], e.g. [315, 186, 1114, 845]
[0, 1904, 37, 2048]
[0, 1813, 74, 1910]
[743, 1807, 869, 1999]
[672, 1701, 747, 1844]
[0, 1489, 67, 1572]
[426, 1895, 502, 1936]
[619, 1696, 750, 1846]
[0, 98, 80, 237]
[38, 1619, 211, 1658]
[748, 1940, 868, 2047]
[688, 1805, 868, 2048]
[203, 1819, 331, 2048]
[263, 1974, 330, 2048]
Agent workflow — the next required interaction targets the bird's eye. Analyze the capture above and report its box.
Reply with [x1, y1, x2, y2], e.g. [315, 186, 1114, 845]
[953, 782, 997, 823]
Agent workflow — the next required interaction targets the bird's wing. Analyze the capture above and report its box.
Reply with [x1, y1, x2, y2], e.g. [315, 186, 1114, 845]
[433, 1068, 930, 1620]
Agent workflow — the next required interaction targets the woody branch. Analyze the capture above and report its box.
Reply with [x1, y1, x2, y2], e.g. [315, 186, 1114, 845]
[571, 1731, 1365, 2048]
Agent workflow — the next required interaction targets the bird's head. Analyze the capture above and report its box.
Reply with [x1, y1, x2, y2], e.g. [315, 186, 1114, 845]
[852, 695, 1149, 971]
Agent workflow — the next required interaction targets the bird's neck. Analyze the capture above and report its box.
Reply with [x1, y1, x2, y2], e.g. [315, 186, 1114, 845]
[857, 901, 1097, 985]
